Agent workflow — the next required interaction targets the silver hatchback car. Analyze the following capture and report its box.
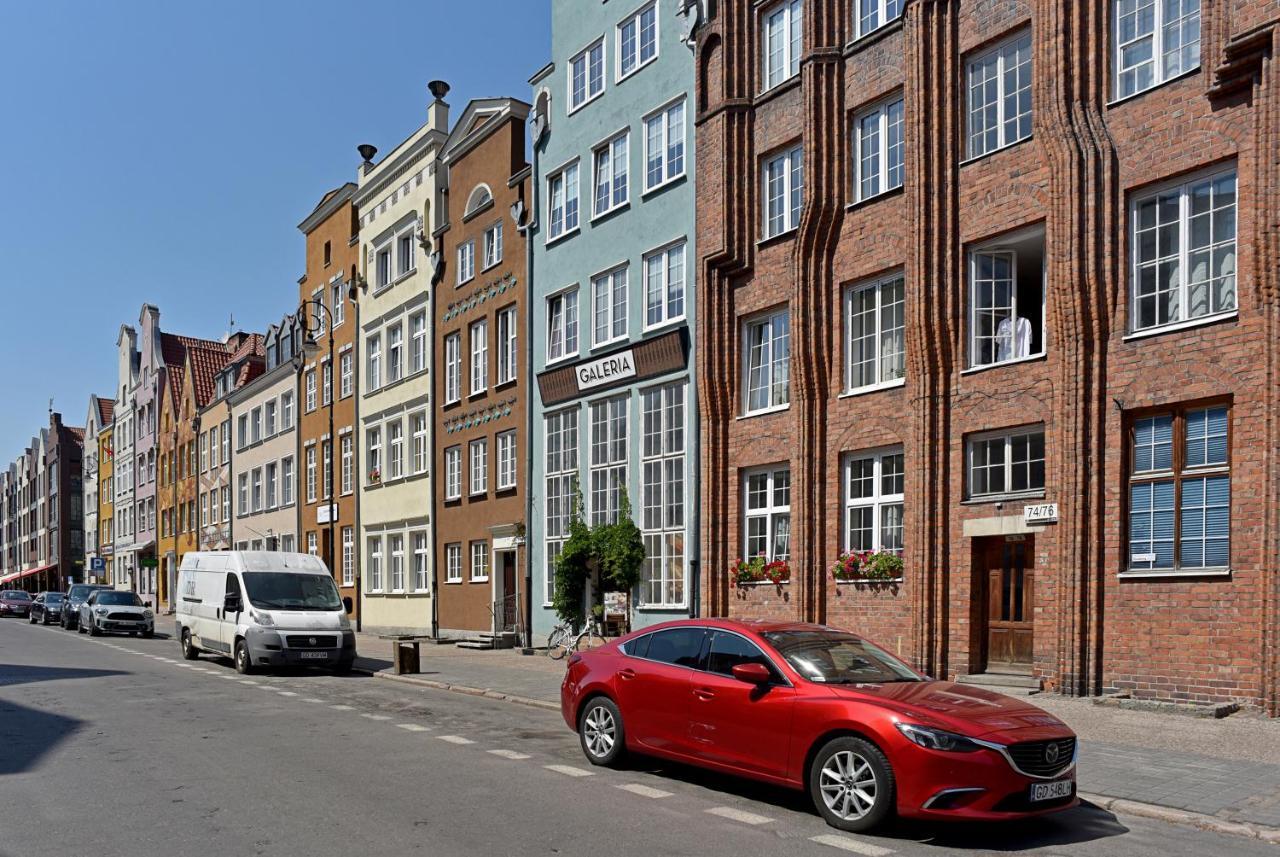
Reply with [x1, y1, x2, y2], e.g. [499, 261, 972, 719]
[79, 590, 154, 637]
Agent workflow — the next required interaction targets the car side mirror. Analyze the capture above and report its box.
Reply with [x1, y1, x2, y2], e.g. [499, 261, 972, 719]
[342, 596, 353, 615]
[731, 663, 772, 685]
[224, 594, 241, 613]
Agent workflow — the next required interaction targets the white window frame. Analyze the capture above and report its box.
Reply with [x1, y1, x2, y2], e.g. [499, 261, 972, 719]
[444, 333, 462, 404]
[592, 131, 630, 218]
[616, 1, 658, 81]
[341, 435, 353, 495]
[546, 287, 580, 363]
[367, 535, 383, 593]
[340, 351, 353, 398]
[642, 240, 686, 330]
[444, 445, 462, 501]
[497, 305, 518, 385]
[306, 445, 317, 503]
[544, 407, 580, 605]
[389, 534, 405, 593]
[387, 323, 403, 384]
[281, 457, 294, 506]
[397, 230, 416, 278]
[305, 370, 317, 413]
[642, 98, 686, 193]
[413, 532, 429, 592]
[376, 245, 392, 289]
[743, 465, 791, 562]
[547, 161, 581, 242]
[966, 30, 1033, 161]
[761, 0, 803, 91]
[457, 240, 476, 285]
[387, 419, 404, 481]
[445, 542, 462, 583]
[568, 37, 606, 113]
[281, 392, 293, 430]
[342, 526, 354, 586]
[844, 272, 906, 393]
[854, 96, 904, 202]
[332, 281, 346, 327]
[470, 540, 490, 582]
[366, 427, 382, 485]
[469, 438, 489, 496]
[469, 318, 489, 395]
[412, 412, 428, 475]
[497, 430, 517, 491]
[843, 447, 905, 557]
[591, 265, 629, 347]
[966, 425, 1047, 500]
[589, 394, 628, 526]
[639, 382, 687, 608]
[855, 0, 903, 40]
[411, 312, 427, 375]
[366, 334, 382, 392]
[762, 144, 804, 238]
[742, 308, 791, 415]
[1113, 0, 1201, 101]
[967, 230, 1047, 369]
[483, 221, 503, 270]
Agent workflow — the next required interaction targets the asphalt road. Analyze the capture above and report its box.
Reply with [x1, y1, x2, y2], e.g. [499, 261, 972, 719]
[0, 617, 1268, 857]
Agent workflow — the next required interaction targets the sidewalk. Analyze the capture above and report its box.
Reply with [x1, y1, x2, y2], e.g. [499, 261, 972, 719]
[352, 632, 1280, 833]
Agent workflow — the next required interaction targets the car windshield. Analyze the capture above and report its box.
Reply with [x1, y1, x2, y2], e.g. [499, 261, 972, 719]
[95, 592, 143, 607]
[67, 585, 100, 600]
[3, 591, 32, 601]
[45, 593, 63, 603]
[242, 573, 341, 611]
[762, 629, 922, 684]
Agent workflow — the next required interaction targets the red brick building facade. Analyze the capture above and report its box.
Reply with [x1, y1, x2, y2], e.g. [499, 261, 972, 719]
[694, 1, 1280, 713]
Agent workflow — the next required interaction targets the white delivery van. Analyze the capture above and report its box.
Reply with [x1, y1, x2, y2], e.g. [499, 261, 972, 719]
[175, 551, 355, 675]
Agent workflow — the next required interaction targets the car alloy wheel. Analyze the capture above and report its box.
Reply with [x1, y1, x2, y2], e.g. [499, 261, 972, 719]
[809, 736, 894, 833]
[820, 751, 879, 821]
[578, 697, 625, 767]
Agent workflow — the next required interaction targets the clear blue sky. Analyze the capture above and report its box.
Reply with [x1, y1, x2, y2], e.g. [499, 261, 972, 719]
[0, 0, 549, 458]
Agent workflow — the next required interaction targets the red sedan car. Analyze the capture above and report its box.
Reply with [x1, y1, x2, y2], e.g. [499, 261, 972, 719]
[561, 619, 1077, 832]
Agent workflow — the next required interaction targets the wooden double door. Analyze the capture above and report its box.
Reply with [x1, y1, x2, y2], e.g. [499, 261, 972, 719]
[979, 535, 1035, 672]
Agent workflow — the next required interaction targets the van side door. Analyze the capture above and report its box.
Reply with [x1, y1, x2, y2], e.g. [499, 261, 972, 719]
[220, 573, 245, 649]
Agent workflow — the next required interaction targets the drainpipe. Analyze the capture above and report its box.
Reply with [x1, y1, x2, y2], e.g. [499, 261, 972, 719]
[349, 266, 363, 633]
[522, 137, 539, 651]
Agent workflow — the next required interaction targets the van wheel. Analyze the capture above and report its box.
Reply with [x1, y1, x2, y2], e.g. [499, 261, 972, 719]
[180, 629, 199, 660]
[809, 736, 895, 833]
[234, 639, 254, 675]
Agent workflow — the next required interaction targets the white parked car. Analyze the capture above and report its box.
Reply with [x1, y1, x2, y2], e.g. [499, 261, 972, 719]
[79, 590, 154, 637]
[174, 551, 355, 675]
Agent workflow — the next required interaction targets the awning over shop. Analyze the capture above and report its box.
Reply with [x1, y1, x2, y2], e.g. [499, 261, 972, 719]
[0, 563, 56, 586]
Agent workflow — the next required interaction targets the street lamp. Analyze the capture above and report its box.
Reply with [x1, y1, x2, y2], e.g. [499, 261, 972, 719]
[292, 296, 336, 585]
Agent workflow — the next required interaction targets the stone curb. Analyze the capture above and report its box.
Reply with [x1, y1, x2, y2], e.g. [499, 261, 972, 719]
[1082, 792, 1280, 845]
[373, 669, 561, 713]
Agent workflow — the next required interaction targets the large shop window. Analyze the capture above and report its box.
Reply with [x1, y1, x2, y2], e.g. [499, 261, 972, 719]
[966, 30, 1032, 160]
[743, 309, 791, 414]
[967, 425, 1046, 500]
[641, 382, 686, 608]
[744, 466, 791, 562]
[762, 0, 802, 91]
[589, 395, 628, 526]
[844, 448, 904, 554]
[845, 273, 905, 392]
[968, 227, 1045, 369]
[544, 408, 580, 603]
[1115, 0, 1200, 99]
[1127, 404, 1230, 574]
[1130, 168, 1236, 334]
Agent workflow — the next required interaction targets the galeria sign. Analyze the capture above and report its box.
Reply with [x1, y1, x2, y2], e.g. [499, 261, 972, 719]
[1024, 503, 1059, 525]
[575, 350, 636, 391]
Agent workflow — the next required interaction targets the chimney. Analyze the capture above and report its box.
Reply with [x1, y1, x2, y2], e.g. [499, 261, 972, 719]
[428, 80, 451, 133]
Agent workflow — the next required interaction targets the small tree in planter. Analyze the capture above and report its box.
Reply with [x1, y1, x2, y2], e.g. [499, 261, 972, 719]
[832, 550, 904, 582]
[551, 491, 646, 631]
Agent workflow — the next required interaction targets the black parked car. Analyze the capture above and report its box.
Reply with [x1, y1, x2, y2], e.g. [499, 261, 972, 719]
[29, 591, 65, 625]
[61, 583, 111, 630]
[0, 590, 33, 618]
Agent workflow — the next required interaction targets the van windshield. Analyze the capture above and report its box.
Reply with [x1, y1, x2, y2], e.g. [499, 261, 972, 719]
[242, 573, 341, 611]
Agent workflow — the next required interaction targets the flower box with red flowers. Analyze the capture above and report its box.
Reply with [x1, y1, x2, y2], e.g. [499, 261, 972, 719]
[831, 550, 904, 583]
[731, 556, 791, 586]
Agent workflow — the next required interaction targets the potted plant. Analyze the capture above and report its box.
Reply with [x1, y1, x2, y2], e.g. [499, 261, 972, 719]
[832, 550, 903, 582]
[369, 467, 381, 484]
[731, 556, 791, 586]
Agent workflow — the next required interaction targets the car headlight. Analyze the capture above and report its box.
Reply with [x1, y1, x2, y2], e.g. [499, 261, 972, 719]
[896, 723, 983, 753]
[143, 610, 154, 619]
[338, 613, 351, 630]
[95, 607, 109, 615]
[251, 611, 275, 627]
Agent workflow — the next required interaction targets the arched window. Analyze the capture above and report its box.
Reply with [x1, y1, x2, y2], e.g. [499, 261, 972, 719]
[465, 184, 493, 218]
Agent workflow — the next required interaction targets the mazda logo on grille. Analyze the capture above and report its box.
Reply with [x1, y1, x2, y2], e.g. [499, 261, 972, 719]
[309, 637, 317, 646]
[1045, 742, 1061, 764]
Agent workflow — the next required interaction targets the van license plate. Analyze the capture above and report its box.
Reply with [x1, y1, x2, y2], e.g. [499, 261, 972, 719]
[300, 651, 329, 659]
[1030, 780, 1073, 802]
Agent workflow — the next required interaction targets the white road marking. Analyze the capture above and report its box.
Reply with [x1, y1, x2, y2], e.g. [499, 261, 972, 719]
[544, 764, 594, 778]
[487, 749, 531, 760]
[361, 714, 391, 721]
[808, 834, 895, 855]
[615, 783, 672, 799]
[277, 691, 299, 697]
[396, 723, 431, 732]
[329, 704, 354, 711]
[301, 698, 324, 703]
[437, 735, 475, 745]
[240, 680, 259, 686]
[704, 807, 772, 825]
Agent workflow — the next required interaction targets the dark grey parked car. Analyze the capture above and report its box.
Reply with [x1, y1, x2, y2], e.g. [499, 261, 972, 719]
[61, 583, 111, 630]
[29, 591, 65, 625]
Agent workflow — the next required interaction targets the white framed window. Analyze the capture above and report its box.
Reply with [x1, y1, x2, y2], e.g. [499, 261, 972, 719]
[547, 288, 580, 362]
[548, 162, 581, 241]
[744, 466, 791, 561]
[844, 447, 904, 555]
[200, 493, 209, 528]
[312, 289, 327, 334]
[305, 370, 317, 413]
[280, 392, 293, 430]
[366, 334, 381, 392]
[968, 228, 1046, 368]
[322, 359, 332, 406]
[643, 241, 685, 329]
[387, 323, 403, 384]
[569, 38, 605, 111]
[591, 266, 629, 346]
[483, 221, 503, 269]
[266, 461, 278, 509]
[445, 542, 462, 583]
[367, 535, 383, 593]
[856, 0, 903, 39]
[340, 351, 353, 398]
[470, 540, 489, 582]
[743, 309, 791, 414]
[388, 420, 404, 480]
[762, 0, 803, 90]
[264, 402, 277, 438]
[643, 99, 686, 192]
[281, 457, 294, 505]
[410, 312, 426, 374]
[967, 425, 1046, 499]
[845, 273, 905, 392]
[413, 532, 428, 591]
[1130, 168, 1236, 333]
[457, 240, 476, 284]
[497, 305, 518, 385]
[306, 446, 317, 502]
[544, 408, 579, 603]
[967, 31, 1033, 160]
[412, 412, 428, 475]
[444, 445, 462, 500]
[322, 440, 332, 500]
[376, 246, 392, 289]
[341, 435, 353, 494]
[640, 382, 686, 607]
[251, 468, 263, 513]
[469, 319, 488, 395]
[469, 438, 488, 496]
[589, 394, 628, 525]
[444, 333, 462, 403]
[762, 144, 803, 237]
[222, 485, 231, 521]
[251, 407, 263, 443]
[497, 430, 517, 490]
[389, 534, 405, 592]
[307, 532, 318, 556]
[341, 526, 354, 586]
[398, 231, 415, 277]
[221, 419, 230, 463]
[366, 427, 382, 483]
[332, 282, 346, 326]
[854, 97, 904, 202]
[1114, 0, 1200, 100]
[199, 434, 209, 473]
[617, 1, 658, 79]
[593, 132, 629, 217]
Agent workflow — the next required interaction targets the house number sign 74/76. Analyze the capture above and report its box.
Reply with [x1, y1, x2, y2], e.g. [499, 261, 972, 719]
[1024, 503, 1059, 525]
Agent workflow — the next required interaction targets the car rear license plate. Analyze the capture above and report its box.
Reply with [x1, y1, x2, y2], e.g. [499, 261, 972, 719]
[1030, 780, 1073, 802]
[300, 651, 329, 659]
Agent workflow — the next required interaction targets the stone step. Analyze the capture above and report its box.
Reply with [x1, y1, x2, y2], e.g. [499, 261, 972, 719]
[455, 639, 495, 650]
[956, 672, 1042, 694]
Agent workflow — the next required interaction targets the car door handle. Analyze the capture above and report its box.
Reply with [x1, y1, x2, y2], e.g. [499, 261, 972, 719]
[693, 688, 715, 701]
[618, 668, 636, 680]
